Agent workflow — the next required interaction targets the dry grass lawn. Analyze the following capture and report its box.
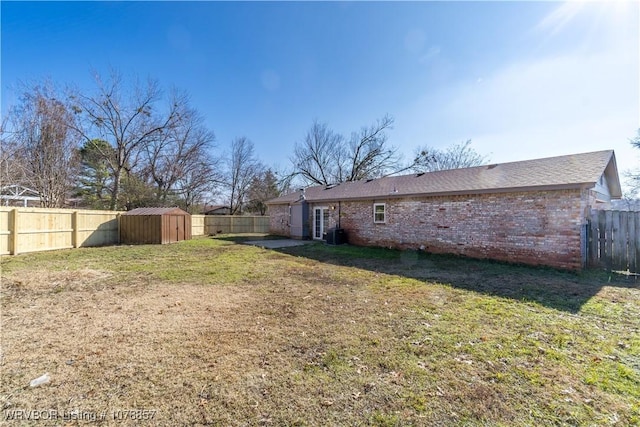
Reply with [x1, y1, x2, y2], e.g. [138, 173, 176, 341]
[1, 236, 639, 426]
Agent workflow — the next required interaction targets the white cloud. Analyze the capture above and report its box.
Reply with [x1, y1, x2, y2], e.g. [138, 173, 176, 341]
[442, 45, 637, 135]
[533, 1, 639, 49]
[533, 2, 585, 38]
[396, 39, 638, 193]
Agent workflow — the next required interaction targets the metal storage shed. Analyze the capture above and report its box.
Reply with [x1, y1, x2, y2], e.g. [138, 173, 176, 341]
[120, 207, 192, 245]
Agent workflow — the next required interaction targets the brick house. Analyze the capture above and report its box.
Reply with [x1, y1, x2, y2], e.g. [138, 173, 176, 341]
[266, 150, 621, 270]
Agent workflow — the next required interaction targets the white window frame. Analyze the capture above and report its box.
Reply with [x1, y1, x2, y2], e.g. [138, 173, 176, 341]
[313, 206, 330, 239]
[373, 203, 386, 223]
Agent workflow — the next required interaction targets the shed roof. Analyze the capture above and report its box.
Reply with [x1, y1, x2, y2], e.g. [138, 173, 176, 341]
[267, 150, 621, 204]
[123, 207, 190, 216]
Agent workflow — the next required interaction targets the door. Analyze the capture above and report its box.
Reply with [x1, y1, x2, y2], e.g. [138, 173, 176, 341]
[176, 215, 185, 241]
[169, 215, 185, 243]
[313, 207, 329, 240]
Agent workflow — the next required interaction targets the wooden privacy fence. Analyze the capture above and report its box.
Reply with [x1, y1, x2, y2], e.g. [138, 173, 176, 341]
[587, 209, 640, 273]
[198, 215, 270, 234]
[0, 208, 270, 256]
[191, 214, 206, 236]
[0, 207, 121, 255]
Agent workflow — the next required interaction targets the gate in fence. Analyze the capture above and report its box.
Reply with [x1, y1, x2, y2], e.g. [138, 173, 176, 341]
[587, 209, 640, 273]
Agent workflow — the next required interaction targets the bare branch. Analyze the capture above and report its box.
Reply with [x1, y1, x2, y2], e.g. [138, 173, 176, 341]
[291, 115, 403, 185]
[226, 137, 263, 214]
[5, 82, 79, 207]
[69, 71, 176, 209]
[413, 140, 489, 172]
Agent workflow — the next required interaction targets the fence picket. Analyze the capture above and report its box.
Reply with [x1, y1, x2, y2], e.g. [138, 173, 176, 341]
[611, 211, 622, 271]
[605, 211, 613, 271]
[589, 210, 599, 265]
[0, 209, 270, 256]
[588, 209, 639, 273]
[202, 215, 270, 234]
[597, 210, 607, 268]
[629, 212, 637, 273]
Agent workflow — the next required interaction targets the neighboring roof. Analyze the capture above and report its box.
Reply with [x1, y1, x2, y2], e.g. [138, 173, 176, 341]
[123, 207, 189, 216]
[203, 205, 230, 212]
[267, 150, 621, 204]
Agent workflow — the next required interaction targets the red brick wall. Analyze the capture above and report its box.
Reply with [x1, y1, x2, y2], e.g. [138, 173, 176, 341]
[335, 190, 588, 270]
[270, 189, 591, 270]
[268, 204, 290, 236]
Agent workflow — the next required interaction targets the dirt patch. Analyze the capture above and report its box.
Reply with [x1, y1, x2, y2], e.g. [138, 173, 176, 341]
[1, 240, 638, 426]
[3, 269, 112, 294]
[1, 270, 264, 425]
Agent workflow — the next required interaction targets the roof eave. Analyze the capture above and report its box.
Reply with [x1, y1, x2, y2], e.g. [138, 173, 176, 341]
[604, 152, 623, 198]
[298, 183, 596, 203]
[266, 198, 299, 205]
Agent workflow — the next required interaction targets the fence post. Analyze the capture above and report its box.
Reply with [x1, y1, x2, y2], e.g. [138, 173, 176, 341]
[117, 212, 122, 244]
[10, 208, 18, 255]
[590, 209, 639, 274]
[633, 212, 640, 274]
[72, 211, 79, 248]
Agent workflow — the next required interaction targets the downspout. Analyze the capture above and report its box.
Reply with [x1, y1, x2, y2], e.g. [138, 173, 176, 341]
[338, 201, 341, 229]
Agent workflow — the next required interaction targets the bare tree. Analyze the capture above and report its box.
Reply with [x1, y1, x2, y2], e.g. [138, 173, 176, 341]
[176, 157, 222, 213]
[413, 140, 489, 172]
[291, 115, 424, 186]
[292, 120, 345, 185]
[7, 83, 79, 207]
[143, 91, 217, 205]
[625, 129, 640, 197]
[0, 115, 18, 188]
[272, 165, 296, 196]
[69, 70, 182, 210]
[227, 137, 263, 215]
[632, 130, 640, 150]
[345, 115, 402, 181]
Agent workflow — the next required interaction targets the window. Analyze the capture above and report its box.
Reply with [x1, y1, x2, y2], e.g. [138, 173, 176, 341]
[373, 203, 386, 223]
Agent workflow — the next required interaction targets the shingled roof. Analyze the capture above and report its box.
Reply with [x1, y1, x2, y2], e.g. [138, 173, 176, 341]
[267, 150, 620, 204]
[122, 207, 189, 215]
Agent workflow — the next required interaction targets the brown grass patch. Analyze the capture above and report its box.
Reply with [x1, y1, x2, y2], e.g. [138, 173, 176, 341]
[1, 238, 638, 426]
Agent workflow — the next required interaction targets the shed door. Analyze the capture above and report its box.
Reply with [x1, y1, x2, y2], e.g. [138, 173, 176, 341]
[170, 215, 185, 242]
[178, 215, 185, 241]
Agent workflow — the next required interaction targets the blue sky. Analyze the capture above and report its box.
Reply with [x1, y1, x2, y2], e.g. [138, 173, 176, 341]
[2, 1, 639, 192]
